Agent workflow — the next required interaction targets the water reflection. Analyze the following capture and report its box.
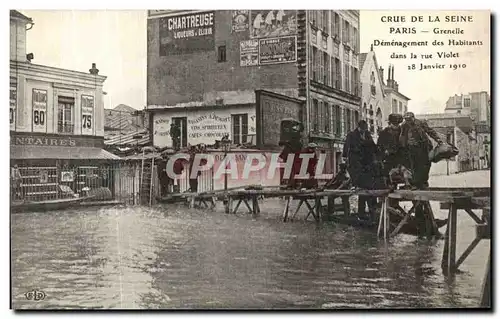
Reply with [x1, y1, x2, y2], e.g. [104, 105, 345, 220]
[11, 201, 486, 309]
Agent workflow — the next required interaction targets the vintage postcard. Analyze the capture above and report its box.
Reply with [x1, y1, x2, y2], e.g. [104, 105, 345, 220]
[9, 9, 491, 310]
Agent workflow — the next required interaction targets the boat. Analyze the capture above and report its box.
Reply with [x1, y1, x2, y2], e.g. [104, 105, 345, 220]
[10, 196, 95, 213]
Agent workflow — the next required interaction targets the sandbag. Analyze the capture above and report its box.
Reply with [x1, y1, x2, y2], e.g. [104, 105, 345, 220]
[428, 143, 459, 163]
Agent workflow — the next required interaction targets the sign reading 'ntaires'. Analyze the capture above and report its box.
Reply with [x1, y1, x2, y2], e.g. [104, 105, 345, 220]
[159, 11, 215, 56]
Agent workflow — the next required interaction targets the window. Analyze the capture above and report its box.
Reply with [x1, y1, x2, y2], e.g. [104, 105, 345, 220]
[399, 101, 403, 113]
[10, 86, 16, 129]
[354, 110, 359, 126]
[349, 25, 354, 49]
[217, 45, 226, 62]
[312, 47, 318, 81]
[353, 27, 359, 53]
[322, 10, 329, 31]
[323, 52, 329, 85]
[335, 58, 341, 89]
[317, 11, 323, 30]
[335, 105, 341, 135]
[312, 99, 319, 131]
[318, 51, 324, 83]
[309, 46, 314, 80]
[172, 117, 188, 148]
[232, 114, 248, 145]
[332, 12, 340, 39]
[370, 71, 376, 96]
[352, 67, 359, 96]
[392, 99, 398, 114]
[446, 132, 454, 145]
[464, 98, 471, 108]
[345, 108, 351, 133]
[343, 20, 350, 46]
[325, 103, 331, 133]
[58, 96, 75, 134]
[344, 63, 350, 93]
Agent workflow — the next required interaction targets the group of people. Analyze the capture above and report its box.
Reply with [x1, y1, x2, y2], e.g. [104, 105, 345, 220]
[341, 112, 444, 220]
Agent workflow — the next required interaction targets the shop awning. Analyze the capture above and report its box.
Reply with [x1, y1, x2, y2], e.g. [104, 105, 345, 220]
[10, 145, 122, 160]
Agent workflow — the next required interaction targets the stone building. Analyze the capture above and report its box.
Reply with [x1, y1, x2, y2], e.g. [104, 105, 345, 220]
[359, 45, 385, 140]
[10, 10, 119, 200]
[445, 91, 490, 125]
[146, 10, 361, 173]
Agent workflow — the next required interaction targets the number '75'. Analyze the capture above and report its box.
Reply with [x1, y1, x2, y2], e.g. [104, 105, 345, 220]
[82, 115, 92, 129]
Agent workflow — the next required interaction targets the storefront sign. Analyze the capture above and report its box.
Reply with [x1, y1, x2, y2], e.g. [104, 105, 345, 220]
[10, 87, 16, 131]
[32, 89, 47, 133]
[255, 90, 301, 148]
[240, 40, 259, 67]
[81, 95, 94, 135]
[10, 132, 104, 148]
[258, 36, 297, 65]
[159, 11, 215, 56]
[232, 10, 249, 33]
[187, 112, 231, 144]
[250, 10, 297, 39]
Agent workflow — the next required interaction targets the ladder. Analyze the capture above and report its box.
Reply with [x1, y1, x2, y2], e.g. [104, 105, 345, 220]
[140, 146, 156, 206]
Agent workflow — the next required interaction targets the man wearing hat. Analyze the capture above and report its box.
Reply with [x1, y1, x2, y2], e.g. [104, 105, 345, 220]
[400, 111, 443, 189]
[377, 113, 406, 185]
[343, 120, 378, 220]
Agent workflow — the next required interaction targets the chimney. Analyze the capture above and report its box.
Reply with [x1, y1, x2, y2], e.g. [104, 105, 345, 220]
[370, 44, 373, 51]
[391, 65, 395, 82]
[386, 65, 392, 88]
[89, 63, 99, 75]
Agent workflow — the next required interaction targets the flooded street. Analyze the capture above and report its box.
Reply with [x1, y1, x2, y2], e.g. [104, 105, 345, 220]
[11, 171, 490, 309]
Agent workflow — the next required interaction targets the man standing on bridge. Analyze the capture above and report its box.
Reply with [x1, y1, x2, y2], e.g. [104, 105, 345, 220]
[399, 112, 443, 190]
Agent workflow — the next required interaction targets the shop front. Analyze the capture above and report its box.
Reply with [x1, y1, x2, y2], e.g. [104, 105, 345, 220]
[10, 132, 121, 202]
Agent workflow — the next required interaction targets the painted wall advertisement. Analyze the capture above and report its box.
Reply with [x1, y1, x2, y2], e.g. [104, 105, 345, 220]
[10, 87, 16, 131]
[81, 95, 94, 135]
[153, 109, 257, 148]
[232, 10, 249, 33]
[258, 36, 297, 65]
[240, 40, 259, 67]
[250, 10, 297, 39]
[159, 11, 215, 56]
[32, 89, 47, 133]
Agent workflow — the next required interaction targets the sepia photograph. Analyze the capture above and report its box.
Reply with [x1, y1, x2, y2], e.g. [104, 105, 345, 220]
[8, 6, 492, 311]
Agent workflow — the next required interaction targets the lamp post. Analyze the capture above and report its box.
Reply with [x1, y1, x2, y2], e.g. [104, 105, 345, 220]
[220, 137, 231, 214]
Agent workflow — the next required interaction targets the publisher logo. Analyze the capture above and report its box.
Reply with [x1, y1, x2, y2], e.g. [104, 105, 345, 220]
[25, 289, 46, 301]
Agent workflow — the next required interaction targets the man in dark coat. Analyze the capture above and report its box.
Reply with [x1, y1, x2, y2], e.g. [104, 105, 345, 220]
[377, 113, 406, 186]
[343, 120, 378, 219]
[400, 112, 443, 189]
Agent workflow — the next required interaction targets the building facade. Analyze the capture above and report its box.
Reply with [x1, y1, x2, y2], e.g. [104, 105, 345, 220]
[381, 65, 410, 127]
[146, 10, 360, 173]
[359, 46, 385, 140]
[10, 10, 119, 201]
[445, 91, 490, 125]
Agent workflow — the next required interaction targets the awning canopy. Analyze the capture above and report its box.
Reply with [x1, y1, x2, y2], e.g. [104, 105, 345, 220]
[10, 145, 122, 160]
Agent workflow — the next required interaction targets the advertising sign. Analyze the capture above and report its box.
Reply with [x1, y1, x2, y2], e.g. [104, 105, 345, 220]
[232, 10, 249, 33]
[255, 90, 302, 148]
[32, 89, 47, 133]
[81, 95, 94, 135]
[10, 87, 16, 131]
[159, 11, 215, 56]
[250, 10, 297, 39]
[258, 36, 297, 65]
[240, 40, 259, 67]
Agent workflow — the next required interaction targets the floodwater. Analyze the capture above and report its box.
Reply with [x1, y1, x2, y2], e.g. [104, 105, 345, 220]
[11, 171, 490, 309]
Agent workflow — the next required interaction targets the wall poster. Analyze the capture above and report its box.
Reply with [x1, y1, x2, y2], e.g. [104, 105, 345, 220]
[258, 36, 297, 65]
[159, 11, 215, 56]
[240, 40, 259, 67]
[32, 89, 47, 133]
[232, 10, 249, 33]
[81, 95, 94, 135]
[10, 86, 16, 131]
[250, 10, 297, 39]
